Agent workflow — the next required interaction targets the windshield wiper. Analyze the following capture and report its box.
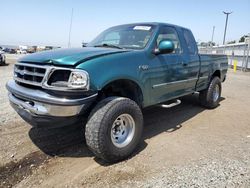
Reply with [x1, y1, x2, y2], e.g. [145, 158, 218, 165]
[94, 43, 124, 49]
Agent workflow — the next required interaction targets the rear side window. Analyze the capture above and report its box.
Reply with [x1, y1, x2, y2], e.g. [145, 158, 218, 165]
[156, 27, 182, 54]
[183, 29, 197, 55]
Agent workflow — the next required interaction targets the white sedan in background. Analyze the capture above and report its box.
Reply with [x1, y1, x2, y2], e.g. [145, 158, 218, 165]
[16, 49, 27, 54]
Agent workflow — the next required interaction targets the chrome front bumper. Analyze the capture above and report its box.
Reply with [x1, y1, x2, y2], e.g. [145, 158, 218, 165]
[6, 80, 97, 127]
[8, 93, 85, 117]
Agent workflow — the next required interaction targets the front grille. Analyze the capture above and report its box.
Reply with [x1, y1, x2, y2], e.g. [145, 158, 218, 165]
[14, 63, 47, 86]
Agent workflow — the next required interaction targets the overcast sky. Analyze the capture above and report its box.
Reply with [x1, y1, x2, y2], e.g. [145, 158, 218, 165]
[1, 0, 250, 47]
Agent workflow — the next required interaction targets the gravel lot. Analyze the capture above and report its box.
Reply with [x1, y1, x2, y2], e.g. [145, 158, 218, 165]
[0, 55, 250, 187]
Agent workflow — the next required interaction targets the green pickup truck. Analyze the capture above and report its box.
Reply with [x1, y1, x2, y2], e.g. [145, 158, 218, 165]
[6, 23, 228, 162]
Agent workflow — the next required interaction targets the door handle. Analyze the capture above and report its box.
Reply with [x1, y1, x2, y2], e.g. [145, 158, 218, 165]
[182, 62, 188, 66]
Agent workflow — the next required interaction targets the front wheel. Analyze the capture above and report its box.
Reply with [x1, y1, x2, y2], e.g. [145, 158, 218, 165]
[85, 97, 143, 162]
[199, 76, 222, 109]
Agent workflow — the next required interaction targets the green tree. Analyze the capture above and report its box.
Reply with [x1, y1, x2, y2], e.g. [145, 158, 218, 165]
[208, 41, 216, 46]
[239, 35, 247, 42]
[227, 40, 236, 44]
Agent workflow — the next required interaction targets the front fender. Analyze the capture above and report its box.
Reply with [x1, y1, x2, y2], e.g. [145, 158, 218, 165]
[76, 51, 151, 106]
[78, 60, 145, 92]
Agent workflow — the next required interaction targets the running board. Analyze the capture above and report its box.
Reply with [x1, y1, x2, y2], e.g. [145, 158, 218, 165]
[160, 99, 181, 108]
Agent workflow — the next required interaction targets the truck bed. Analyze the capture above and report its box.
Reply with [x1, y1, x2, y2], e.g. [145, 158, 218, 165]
[196, 54, 228, 92]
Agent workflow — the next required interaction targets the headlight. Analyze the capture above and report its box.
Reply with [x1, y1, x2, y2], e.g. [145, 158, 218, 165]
[46, 69, 89, 90]
[68, 70, 89, 89]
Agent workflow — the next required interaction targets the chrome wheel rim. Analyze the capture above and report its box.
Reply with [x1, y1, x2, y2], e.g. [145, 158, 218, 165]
[213, 84, 220, 102]
[111, 114, 135, 148]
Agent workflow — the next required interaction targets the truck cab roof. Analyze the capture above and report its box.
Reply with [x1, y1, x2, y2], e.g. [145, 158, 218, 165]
[111, 22, 191, 31]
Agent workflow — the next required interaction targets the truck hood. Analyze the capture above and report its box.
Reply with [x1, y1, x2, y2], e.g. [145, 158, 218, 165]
[19, 47, 129, 66]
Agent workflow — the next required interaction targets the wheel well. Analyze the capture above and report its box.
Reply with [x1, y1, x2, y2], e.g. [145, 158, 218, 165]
[99, 79, 143, 107]
[212, 70, 221, 79]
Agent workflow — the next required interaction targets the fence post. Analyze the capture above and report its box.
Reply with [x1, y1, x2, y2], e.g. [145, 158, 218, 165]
[233, 60, 238, 72]
[245, 35, 250, 71]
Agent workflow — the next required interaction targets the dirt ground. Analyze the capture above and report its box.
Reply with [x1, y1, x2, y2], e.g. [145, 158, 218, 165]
[0, 55, 249, 188]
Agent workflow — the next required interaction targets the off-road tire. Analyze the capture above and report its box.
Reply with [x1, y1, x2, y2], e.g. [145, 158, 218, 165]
[199, 76, 221, 109]
[85, 97, 143, 162]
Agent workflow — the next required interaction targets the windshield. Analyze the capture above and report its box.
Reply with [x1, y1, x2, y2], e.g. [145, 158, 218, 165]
[87, 24, 155, 49]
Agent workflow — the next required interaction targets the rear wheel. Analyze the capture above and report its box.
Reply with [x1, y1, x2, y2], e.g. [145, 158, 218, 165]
[199, 76, 221, 109]
[85, 97, 143, 162]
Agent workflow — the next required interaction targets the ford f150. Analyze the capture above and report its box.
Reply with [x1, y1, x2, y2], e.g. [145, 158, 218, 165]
[6, 23, 228, 162]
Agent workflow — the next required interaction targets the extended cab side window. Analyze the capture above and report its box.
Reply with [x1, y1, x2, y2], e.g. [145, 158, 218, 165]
[156, 27, 182, 54]
[183, 29, 197, 55]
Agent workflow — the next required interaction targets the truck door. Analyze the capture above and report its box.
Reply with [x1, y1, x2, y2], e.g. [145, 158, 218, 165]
[149, 26, 189, 104]
[181, 29, 200, 93]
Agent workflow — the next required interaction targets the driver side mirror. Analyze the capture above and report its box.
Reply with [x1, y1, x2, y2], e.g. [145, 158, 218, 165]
[153, 40, 175, 55]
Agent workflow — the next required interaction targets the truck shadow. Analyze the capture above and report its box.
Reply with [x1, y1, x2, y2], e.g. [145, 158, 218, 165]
[143, 94, 204, 139]
[28, 94, 225, 164]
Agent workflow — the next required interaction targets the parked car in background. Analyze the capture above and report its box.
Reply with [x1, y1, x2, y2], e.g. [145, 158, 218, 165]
[0, 50, 6, 65]
[3, 48, 17, 54]
[27, 46, 37, 53]
[2, 48, 10, 53]
[16, 49, 27, 54]
[6, 22, 228, 162]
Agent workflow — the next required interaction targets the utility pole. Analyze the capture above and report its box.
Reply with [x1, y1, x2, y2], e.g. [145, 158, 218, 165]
[245, 33, 250, 71]
[68, 8, 74, 48]
[211, 26, 215, 44]
[222, 11, 232, 45]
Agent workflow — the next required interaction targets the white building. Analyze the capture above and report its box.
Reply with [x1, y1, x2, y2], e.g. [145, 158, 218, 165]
[199, 40, 250, 70]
